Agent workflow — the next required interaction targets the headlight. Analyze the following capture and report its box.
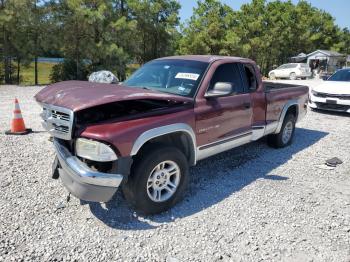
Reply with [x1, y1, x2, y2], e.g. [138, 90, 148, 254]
[76, 138, 117, 162]
[311, 90, 318, 96]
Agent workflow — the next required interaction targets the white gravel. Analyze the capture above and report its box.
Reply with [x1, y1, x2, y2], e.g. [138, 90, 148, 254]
[0, 83, 350, 261]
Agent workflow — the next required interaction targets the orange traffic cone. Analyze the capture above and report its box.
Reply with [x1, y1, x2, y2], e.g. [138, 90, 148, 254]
[5, 98, 32, 135]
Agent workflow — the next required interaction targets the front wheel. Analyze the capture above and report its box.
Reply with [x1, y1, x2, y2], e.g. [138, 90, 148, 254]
[267, 114, 296, 148]
[122, 145, 189, 215]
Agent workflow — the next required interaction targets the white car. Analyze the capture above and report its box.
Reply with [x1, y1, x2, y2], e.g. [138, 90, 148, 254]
[269, 63, 311, 80]
[309, 69, 350, 113]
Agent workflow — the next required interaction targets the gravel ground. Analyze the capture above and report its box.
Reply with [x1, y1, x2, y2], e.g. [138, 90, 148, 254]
[0, 82, 350, 261]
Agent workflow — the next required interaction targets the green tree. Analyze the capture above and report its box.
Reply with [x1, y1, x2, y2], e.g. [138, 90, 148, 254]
[0, 0, 51, 84]
[332, 27, 350, 54]
[128, 0, 180, 63]
[0, 0, 15, 83]
[50, 0, 138, 80]
[178, 0, 240, 56]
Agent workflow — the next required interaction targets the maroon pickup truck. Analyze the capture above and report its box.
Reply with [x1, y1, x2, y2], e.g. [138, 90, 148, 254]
[35, 55, 308, 214]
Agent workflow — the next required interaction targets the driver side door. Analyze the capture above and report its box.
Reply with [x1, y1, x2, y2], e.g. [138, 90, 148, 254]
[195, 62, 253, 160]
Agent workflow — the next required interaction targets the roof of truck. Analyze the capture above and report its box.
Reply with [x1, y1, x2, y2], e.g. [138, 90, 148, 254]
[156, 55, 255, 64]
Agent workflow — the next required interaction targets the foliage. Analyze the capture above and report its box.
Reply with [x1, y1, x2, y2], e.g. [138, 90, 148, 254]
[50, 59, 90, 82]
[179, 0, 350, 75]
[178, 0, 240, 55]
[0, 0, 180, 84]
[128, 0, 180, 63]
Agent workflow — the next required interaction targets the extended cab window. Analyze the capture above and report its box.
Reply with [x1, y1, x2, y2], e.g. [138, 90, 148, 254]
[210, 63, 244, 94]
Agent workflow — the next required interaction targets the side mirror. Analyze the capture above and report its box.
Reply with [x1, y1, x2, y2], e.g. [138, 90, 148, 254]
[205, 82, 234, 98]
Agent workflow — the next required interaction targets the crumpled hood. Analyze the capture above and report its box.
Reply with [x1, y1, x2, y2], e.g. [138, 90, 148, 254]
[313, 81, 350, 95]
[34, 80, 193, 112]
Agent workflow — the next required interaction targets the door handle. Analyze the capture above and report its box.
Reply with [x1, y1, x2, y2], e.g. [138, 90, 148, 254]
[243, 102, 251, 109]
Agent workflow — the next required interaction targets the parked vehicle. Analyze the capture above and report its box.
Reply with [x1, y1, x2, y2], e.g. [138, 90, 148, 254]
[309, 68, 350, 113]
[35, 55, 309, 214]
[269, 63, 311, 80]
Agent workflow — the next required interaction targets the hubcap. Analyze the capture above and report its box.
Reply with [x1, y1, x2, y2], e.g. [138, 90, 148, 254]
[146, 160, 181, 202]
[282, 121, 294, 144]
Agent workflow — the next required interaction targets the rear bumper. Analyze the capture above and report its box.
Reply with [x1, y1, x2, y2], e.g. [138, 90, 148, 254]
[297, 72, 312, 78]
[54, 139, 123, 202]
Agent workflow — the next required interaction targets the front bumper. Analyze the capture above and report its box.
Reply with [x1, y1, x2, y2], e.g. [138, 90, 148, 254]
[309, 94, 350, 113]
[53, 139, 123, 202]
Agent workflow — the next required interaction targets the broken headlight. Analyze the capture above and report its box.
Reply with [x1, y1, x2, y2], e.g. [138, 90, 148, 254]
[75, 138, 118, 162]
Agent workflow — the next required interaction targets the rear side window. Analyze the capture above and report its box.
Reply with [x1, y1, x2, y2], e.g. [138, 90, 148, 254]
[300, 64, 309, 68]
[280, 64, 297, 69]
[242, 64, 257, 91]
[210, 63, 245, 94]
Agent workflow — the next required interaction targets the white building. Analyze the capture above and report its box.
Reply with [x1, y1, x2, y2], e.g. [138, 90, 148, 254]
[291, 50, 346, 78]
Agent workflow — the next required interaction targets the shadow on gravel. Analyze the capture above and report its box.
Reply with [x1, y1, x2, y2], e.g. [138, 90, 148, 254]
[88, 127, 328, 230]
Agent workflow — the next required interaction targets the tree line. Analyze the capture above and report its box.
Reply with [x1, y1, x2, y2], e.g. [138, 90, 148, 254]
[1, 0, 349, 84]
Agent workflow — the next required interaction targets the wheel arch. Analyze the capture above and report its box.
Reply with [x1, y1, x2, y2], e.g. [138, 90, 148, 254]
[130, 123, 197, 166]
[274, 100, 299, 134]
[289, 72, 297, 79]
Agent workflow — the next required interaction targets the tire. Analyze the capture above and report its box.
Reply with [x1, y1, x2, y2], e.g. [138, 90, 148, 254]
[122, 144, 189, 215]
[267, 114, 296, 148]
[301, 77, 306, 80]
[289, 72, 297, 80]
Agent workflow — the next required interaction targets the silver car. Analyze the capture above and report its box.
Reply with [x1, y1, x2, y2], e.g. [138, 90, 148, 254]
[269, 63, 312, 80]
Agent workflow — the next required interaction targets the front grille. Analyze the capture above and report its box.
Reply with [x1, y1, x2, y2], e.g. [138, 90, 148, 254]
[315, 102, 350, 112]
[314, 92, 350, 100]
[52, 110, 70, 121]
[40, 104, 74, 140]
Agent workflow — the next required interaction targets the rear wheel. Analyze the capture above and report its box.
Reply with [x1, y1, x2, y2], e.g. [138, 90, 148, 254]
[122, 145, 189, 215]
[267, 113, 296, 148]
[289, 72, 297, 80]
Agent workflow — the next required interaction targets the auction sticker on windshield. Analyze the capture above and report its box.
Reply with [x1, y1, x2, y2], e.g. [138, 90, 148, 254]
[175, 73, 200, 81]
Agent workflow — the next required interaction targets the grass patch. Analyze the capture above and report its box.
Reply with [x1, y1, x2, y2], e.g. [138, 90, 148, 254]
[20, 62, 56, 85]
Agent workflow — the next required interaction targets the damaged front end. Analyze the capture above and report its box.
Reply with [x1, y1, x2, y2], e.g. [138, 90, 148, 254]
[75, 99, 188, 129]
[52, 138, 124, 202]
[39, 96, 191, 203]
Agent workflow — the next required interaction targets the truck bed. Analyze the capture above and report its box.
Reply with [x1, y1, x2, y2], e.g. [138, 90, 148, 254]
[263, 81, 309, 123]
[263, 81, 308, 91]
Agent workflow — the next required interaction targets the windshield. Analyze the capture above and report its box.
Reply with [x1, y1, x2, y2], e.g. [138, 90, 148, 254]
[123, 59, 209, 97]
[328, 69, 350, 82]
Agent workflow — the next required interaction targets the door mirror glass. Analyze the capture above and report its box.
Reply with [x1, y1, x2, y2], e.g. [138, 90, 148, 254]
[205, 82, 233, 98]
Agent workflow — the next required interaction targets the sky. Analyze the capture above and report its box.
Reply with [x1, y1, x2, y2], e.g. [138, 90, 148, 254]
[178, 0, 350, 29]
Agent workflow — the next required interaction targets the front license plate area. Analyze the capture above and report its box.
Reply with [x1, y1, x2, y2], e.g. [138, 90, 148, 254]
[326, 99, 337, 104]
